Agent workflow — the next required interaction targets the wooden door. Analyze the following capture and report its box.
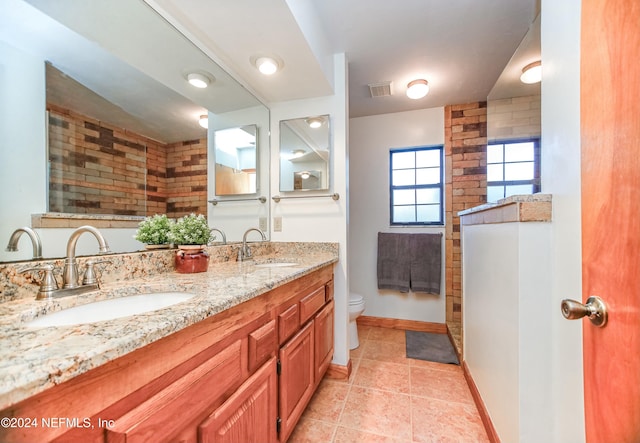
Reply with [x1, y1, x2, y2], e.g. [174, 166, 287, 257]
[278, 321, 314, 442]
[199, 357, 278, 443]
[580, 0, 640, 441]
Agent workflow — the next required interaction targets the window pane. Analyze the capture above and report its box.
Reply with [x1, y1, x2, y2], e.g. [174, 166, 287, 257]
[505, 142, 534, 162]
[393, 189, 415, 205]
[416, 188, 440, 204]
[505, 162, 534, 181]
[392, 151, 415, 169]
[487, 144, 504, 163]
[416, 149, 440, 168]
[392, 169, 415, 186]
[417, 204, 440, 223]
[393, 206, 415, 223]
[487, 185, 504, 203]
[416, 167, 440, 185]
[487, 164, 503, 181]
[505, 184, 533, 197]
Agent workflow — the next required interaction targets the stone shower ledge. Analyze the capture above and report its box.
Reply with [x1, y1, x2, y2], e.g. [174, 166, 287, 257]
[458, 194, 552, 225]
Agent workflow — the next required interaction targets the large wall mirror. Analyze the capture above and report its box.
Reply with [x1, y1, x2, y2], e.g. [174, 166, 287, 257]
[0, 0, 269, 262]
[279, 115, 331, 192]
[486, 13, 541, 203]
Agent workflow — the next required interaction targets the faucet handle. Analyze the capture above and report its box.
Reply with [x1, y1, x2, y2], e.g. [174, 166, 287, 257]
[82, 259, 111, 285]
[19, 264, 59, 300]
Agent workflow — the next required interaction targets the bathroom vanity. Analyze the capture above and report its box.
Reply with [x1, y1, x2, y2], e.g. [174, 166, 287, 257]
[0, 243, 337, 443]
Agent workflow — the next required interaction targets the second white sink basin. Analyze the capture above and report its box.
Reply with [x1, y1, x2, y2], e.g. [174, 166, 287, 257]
[26, 292, 197, 327]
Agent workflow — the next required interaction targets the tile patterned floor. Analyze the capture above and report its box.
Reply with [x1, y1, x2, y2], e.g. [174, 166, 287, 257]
[289, 324, 489, 443]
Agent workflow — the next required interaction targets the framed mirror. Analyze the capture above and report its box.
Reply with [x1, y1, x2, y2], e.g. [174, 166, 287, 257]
[279, 115, 330, 192]
[214, 125, 258, 196]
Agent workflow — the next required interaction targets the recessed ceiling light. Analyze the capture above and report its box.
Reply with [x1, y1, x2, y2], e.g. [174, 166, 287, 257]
[306, 117, 323, 129]
[520, 61, 542, 84]
[406, 79, 429, 99]
[187, 72, 211, 88]
[198, 114, 208, 128]
[256, 57, 279, 75]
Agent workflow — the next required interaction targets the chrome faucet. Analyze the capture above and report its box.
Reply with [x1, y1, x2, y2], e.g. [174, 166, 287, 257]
[5, 227, 42, 259]
[63, 226, 111, 289]
[209, 228, 227, 245]
[239, 228, 266, 261]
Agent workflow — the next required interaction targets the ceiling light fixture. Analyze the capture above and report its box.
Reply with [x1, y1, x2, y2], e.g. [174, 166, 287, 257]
[306, 117, 323, 129]
[406, 79, 429, 99]
[300, 171, 311, 180]
[520, 61, 542, 84]
[187, 72, 211, 88]
[255, 57, 279, 75]
[292, 149, 305, 158]
[198, 114, 208, 129]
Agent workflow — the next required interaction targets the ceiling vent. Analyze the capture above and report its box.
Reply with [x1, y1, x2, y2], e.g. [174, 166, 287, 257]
[368, 81, 392, 98]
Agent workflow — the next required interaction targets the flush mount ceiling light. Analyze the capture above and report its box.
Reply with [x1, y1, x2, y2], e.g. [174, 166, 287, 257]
[406, 79, 429, 99]
[306, 117, 323, 129]
[299, 171, 311, 180]
[198, 114, 208, 129]
[292, 149, 305, 158]
[520, 61, 542, 84]
[252, 56, 281, 75]
[187, 72, 211, 88]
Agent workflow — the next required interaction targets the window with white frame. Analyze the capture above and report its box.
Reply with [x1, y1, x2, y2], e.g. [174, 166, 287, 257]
[389, 146, 443, 225]
[486, 139, 540, 202]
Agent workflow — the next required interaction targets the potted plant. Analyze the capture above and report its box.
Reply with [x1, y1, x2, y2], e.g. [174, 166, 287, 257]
[134, 214, 174, 248]
[169, 213, 212, 273]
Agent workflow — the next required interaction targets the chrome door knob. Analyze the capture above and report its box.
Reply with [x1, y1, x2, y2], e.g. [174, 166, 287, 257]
[561, 296, 608, 327]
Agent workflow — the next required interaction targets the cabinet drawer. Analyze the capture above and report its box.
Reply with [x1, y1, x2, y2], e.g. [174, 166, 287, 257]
[106, 340, 243, 443]
[278, 303, 300, 345]
[325, 279, 334, 302]
[248, 320, 277, 373]
[299, 286, 326, 325]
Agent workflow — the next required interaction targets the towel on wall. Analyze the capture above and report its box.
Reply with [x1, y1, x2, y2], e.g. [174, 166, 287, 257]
[409, 233, 442, 294]
[377, 233, 411, 292]
[377, 232, 442, 295]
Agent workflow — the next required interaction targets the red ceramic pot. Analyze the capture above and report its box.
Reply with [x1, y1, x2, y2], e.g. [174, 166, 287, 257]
[175, 247, 209, 273]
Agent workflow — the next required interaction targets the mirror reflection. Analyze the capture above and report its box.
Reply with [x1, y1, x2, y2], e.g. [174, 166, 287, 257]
[279, 115, 331, 192]
[0, 0, 269, 262]
[214, 126, 258, 196]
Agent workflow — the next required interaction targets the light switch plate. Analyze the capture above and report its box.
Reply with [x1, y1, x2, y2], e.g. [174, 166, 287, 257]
[273, 216, 282, 232]
[259, 217, 267, 232]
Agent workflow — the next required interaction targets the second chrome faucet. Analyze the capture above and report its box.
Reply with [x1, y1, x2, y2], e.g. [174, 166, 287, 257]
[238, 228, 266, 261]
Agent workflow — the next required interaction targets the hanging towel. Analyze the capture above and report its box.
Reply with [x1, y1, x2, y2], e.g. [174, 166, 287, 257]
[377, 232, 411, 292]
[410, 233, 442, 294]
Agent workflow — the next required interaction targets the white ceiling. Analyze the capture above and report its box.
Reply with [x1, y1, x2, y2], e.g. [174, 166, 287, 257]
[149, 0, 540, 117]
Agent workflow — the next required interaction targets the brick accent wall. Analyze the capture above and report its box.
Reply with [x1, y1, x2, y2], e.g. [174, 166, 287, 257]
[48, 105, 206, 217]
[444, 102, 488, 324]
[487, 95, 541, 142]
[166, 139, 208, 218]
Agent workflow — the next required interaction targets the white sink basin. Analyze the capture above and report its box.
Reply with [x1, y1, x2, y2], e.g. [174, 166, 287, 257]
[26, 292, 197, 327]
[254, 262, 299, 268]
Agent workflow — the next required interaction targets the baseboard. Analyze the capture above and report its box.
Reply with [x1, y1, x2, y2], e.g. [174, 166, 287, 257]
[462, 360, 500, 443]
[357, 315, 447, 333]
[326, 359, 352, 381]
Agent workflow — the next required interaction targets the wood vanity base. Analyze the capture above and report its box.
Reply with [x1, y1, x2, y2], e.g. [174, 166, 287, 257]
[0, 265, 334, 443]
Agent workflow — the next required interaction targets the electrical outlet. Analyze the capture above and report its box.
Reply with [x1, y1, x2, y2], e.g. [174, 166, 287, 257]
[273, 216, 282, 232]
[259, 217, 267, 232]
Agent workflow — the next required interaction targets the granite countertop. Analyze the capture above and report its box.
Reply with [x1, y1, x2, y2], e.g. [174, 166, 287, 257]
[0, 250, 338, 411]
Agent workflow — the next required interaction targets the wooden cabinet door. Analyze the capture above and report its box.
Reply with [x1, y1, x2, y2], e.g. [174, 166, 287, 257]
[199, 357, 278, 443]
[314, 300, 334, 385]
[278, 321, 314, 442]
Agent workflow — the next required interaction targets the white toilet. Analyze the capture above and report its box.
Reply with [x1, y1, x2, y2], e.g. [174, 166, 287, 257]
[348, 293, 366, 350]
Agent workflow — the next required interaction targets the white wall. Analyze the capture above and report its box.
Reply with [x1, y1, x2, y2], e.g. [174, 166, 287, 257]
[0, 41, 47, 262]
[269, 53, 349, 365]
[348, 108, 446, 323]
[463, 221, 553, 443]
[541, 0, 585, 441]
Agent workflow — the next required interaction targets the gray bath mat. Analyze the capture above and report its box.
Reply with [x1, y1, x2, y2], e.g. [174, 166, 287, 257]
[405, 331, 459, 365]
